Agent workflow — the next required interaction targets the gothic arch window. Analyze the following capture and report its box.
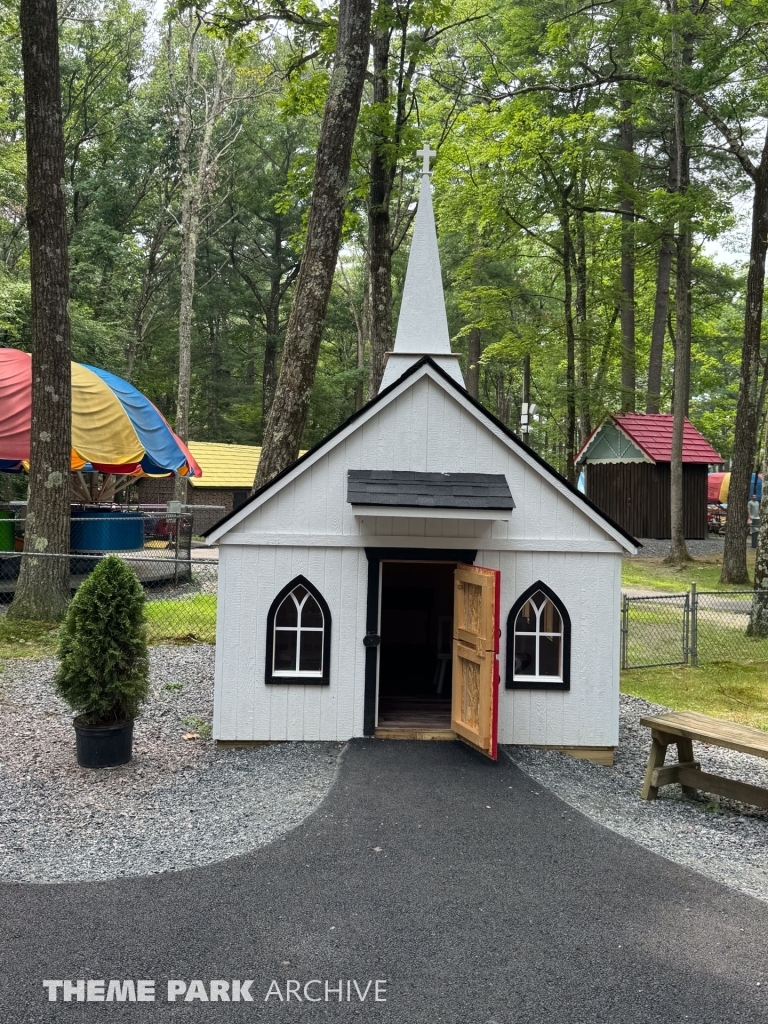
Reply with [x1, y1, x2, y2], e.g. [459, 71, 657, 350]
[265, 576, 331, 685]
[505, 581, 570, 690]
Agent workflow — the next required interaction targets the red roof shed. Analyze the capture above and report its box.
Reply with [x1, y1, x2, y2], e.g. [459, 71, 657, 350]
[575, 413, 722, 466]
[575, 413, 721, 540]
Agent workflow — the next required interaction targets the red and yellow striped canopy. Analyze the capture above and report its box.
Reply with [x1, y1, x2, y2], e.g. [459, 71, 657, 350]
[0, 348, 200, 479]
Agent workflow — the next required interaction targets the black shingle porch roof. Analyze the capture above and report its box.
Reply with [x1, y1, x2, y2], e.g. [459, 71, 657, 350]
[347, 470, 515, 510]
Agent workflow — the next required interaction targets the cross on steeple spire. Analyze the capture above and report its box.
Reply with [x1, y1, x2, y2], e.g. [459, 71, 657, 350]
[377, 142, 465, 392]
[416, 143, 436, 175]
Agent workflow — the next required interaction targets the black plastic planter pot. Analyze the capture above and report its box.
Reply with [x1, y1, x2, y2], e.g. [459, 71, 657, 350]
[73, 718, 134, 768]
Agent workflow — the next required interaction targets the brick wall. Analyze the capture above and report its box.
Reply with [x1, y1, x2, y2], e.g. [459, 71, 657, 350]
[137, 479, 246, 515]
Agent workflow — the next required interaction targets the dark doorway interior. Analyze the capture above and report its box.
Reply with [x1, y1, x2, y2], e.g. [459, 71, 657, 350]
[377, 561, 455, 729]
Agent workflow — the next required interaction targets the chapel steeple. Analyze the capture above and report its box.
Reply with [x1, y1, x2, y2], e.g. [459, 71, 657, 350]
[378, 145, 465, 392]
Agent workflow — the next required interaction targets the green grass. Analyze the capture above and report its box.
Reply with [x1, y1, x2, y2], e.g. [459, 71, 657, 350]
[0, 618, 60, 659]
[622, 550, 757, 593]
[182, 715, 212, 738]
[622, 661, 768, 731]
[145, 593, 216, 645]
[0, 592, 217, 661]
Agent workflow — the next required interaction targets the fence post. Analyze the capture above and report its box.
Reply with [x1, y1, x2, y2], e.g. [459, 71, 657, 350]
[620, 593, 628, 670]
[682, 591, 689, 665]
[690, 581, 698, 667]
[173, 513, 180, 586]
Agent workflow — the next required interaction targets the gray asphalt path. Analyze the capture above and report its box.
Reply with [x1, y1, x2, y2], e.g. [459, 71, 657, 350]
[2, 739, 768, 1023]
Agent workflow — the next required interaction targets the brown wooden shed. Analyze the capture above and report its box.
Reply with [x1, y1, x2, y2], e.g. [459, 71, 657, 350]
[575, 414, 722, 540]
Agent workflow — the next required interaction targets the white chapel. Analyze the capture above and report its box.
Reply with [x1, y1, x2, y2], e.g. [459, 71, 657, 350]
[205, 147, 637, 762]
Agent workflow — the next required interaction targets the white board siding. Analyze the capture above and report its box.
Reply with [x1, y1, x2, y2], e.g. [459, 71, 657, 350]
[215, 540, 621, 746]
[224, 376, 623, 550]
[488, 549, 621, 747]
[213, 545, 368, 741]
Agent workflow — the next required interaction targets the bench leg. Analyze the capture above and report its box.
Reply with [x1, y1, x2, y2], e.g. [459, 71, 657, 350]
[641, 735, 669, 801]
[676, 737, 699, 798]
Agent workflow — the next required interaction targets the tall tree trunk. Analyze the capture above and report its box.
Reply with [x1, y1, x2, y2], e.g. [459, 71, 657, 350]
[646, 235, 673, 413]
[355, 268, 369, 411]
[667, 232, 692, 562]
[367, 26, 393, 399]
[254, 0, 371, 488]
[466, 240, 483, 400]
[561, 215, 577, 484]
[9, 0, 73, 621]
[748, 413, 768, 636]
[466, 327, 481, 400]
[207, 318, 221, 435]
[495, 372, 511, 425]
[666, 85, 692, 564]
[169, 15, 230, 503]
[647, 127, 678, 413]
[174, 183, 199, 502]
[619, 99, 636, 413]
[263, 224, 283, 425]
[722, 131, 768, 583]
[574, 203, 590, 443]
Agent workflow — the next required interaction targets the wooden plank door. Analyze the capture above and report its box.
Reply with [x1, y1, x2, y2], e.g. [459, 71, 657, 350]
[452, 564, 500, 760]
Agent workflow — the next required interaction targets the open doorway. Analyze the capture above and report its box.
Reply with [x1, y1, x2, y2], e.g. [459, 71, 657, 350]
[377, 560, 456, 731]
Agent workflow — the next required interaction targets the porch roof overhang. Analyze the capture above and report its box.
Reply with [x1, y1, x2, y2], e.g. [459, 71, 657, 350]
[354, 506, 510, 522]
[347, 470, 515, 512]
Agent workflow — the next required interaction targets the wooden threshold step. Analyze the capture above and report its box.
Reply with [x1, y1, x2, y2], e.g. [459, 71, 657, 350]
[375, 728, 457, 741]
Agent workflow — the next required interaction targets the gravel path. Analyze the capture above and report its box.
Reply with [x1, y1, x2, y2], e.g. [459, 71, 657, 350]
[3, 647, 767, 902]
[507, 693, 768, 903]
[0, 646, 342, 884]
[626, 537, 725, 558]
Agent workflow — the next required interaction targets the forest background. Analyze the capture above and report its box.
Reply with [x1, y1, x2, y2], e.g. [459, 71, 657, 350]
[0, 0, 762, 491]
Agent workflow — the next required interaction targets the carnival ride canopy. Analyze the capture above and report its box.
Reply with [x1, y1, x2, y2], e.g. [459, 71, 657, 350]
[707, 472, 762, 504]
[0, 348, 200, 480]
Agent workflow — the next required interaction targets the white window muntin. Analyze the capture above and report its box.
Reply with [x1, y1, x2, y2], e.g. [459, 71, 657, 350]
[513, 594, 563, 682]
[273, 588, 324, 677]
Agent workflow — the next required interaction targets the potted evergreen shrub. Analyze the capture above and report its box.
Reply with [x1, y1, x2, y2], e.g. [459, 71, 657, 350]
[55, 556, 149, 768]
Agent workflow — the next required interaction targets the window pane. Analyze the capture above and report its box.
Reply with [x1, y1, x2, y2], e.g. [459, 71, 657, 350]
[274, 629, 297, 671]
[515, 600, 536, 632]
[293, 585, 307, 602]
[539, 635, 561, 677]
[302, 594, 323, 628]
[299, 629, 323, 672]
[540, 599, 562, 634]
[514, 634, 537, 676]
[276, 594, 298, 627]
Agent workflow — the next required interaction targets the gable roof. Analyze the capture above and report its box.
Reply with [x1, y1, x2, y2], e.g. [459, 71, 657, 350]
[187, 441, 261, 489]
[187, 441, 307, 488]
[576, 413, 722, 466]
[204, 357, 639, 551]
[347, 470, 515, 510]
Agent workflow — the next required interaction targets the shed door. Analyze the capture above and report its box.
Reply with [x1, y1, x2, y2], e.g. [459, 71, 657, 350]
[451, 564, 500, 760]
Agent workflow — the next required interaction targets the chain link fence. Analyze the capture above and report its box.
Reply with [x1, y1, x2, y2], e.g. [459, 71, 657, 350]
[0, 552, 218, 644]
[620, 592, 690, 669]
[2, 505, 226, 552]
[622, 585, 768, 669]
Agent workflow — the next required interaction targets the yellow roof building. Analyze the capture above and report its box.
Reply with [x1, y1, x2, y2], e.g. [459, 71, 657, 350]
[187, 441, 307, 489]
[187, 442, 262, 489]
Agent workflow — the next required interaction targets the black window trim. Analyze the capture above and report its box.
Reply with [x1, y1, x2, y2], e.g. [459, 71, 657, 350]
[505, 580, 571, 691]
[265, 575, 332, 685]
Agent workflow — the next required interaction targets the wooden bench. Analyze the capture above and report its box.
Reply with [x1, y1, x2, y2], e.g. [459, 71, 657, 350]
[640, 711, 768, 810]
